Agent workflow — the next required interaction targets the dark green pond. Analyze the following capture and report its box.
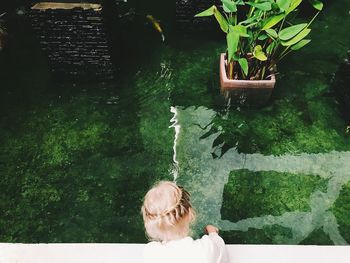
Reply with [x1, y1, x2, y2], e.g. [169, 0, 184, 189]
[0, 0, 349, 244]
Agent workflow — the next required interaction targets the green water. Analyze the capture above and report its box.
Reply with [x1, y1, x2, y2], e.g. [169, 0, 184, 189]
[0, 0, 350, 244]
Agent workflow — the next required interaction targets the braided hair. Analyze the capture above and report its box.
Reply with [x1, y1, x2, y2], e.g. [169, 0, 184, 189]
[141, 181, 196, 242]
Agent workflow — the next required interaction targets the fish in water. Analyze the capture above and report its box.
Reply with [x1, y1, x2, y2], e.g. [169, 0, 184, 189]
[146, 15, 165, 42]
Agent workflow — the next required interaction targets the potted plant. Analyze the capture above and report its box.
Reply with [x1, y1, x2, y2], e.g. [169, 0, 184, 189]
[195, 0, 323, 91]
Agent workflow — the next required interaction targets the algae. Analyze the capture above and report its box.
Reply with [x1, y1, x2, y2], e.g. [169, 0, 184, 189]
[222, 170, 328, 222]
[332, 181, 350, 243]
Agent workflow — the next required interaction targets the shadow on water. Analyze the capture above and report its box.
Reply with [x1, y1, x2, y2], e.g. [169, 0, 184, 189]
[175, 106, 350, 245]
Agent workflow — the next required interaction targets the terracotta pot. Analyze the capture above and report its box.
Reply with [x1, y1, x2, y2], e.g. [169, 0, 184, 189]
[220, 53, 276, 89]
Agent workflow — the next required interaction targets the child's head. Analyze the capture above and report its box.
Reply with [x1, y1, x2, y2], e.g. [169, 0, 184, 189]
[141, 181, 196, 242]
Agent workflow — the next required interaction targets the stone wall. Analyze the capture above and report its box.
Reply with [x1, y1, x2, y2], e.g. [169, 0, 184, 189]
[29, 3, 115, 81]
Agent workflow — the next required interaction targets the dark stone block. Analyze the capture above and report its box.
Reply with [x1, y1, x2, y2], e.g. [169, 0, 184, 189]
[29, 2, 115, 81]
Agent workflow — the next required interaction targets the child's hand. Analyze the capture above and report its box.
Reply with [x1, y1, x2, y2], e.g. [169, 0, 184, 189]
[204, 225, 219, 234]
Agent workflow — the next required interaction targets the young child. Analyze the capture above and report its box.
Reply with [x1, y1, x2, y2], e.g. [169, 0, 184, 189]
[141, 181, 228, 263]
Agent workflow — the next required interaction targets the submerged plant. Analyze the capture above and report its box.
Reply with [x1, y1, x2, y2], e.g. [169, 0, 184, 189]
[195, 0, 323, 80]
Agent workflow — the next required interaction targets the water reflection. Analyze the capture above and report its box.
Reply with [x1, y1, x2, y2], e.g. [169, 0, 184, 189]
[174, 106, 349, 244]
[170, 106, 180, 181]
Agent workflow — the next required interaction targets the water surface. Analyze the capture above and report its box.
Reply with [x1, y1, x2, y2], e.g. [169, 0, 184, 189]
[0, 0, 349, 244]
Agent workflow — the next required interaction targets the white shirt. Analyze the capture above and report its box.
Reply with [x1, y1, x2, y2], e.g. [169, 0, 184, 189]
[143, 233, 228, 263]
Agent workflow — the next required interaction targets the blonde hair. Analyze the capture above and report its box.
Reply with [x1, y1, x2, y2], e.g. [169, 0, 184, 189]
[141, 181, 196, 242]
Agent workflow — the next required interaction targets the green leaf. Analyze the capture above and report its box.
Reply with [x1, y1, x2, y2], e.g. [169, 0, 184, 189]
[271, 2, 280, 10]
[227, 32, 239, 62]
[291, 39, 311, 50]
[262, 13, 285, 30]
[277, 0, 291, 11]
[287, 0, 302, 14]
[233, 53, 240, 61]
[279, 23, 307, 41]
[221, 0, 237, 12]
[238, 58, 249, 76]
[230, 25, 249, 37]
[281, 28, 311, 46]
[213, 7, 229, 33]
[194, 5, 216, 17]
[265, 28, 278, 38]
[228, 15, 236, 24]
[308, 0, 323, 11]
[258, 34, 269, 40]
[253, 45, 268, 61]
[195, 5, 228, 32]
[239, 15, 258, 25]
[246, 2, 272, 11]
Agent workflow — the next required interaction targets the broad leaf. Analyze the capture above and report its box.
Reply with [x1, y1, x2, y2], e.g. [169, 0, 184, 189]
[277, 0, 291, 11]
[239, 15, 258, 25]
[230, 25, 249, 37]
[233, 53, 240, 61]
[222, 0, 237, 12]
[195, 5, 215, 17]
[308, 0, 323, 11]
[195, 5, 228, 32]
[287, 0, 302, 14]
[281, 28, 311, 46]
[213, 7, 229, 33]
[291, 39, 311, 50]
[262, 13, 285, 30]
[258, 34, 269, 40]
[238, 58, 249, 76]
[228, 15, 236, 24]
[271, 2, 280, 10]
[253, 45, 268, 61]
[227, 32, 239, 62]
[279, 23, 307, 40]
[265, 28, 278, 38]
[246, 2, 272, 11]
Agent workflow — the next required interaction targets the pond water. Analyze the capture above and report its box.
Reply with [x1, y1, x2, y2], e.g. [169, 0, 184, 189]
[0, 0, 350, 244]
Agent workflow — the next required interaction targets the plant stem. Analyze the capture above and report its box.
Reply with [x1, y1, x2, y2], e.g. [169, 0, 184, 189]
[271, 40, 280, 60]
[279, 46, 291, 58]
[228, 61, 234, 79]
[224, 12, 230, 23]
[278, 49, 292, 61]
[278, 16, 286, 34]
[261, 66, 266, 79]
[307, 11, 320, 28]
[248, 0, 258, 17]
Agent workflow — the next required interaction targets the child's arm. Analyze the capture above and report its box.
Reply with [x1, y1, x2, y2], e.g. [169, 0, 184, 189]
[205, 225, 219, 234]
[203, 225, 228, 263]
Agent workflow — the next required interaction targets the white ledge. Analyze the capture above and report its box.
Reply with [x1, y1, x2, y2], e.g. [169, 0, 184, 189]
[1, 243, 350, 263]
